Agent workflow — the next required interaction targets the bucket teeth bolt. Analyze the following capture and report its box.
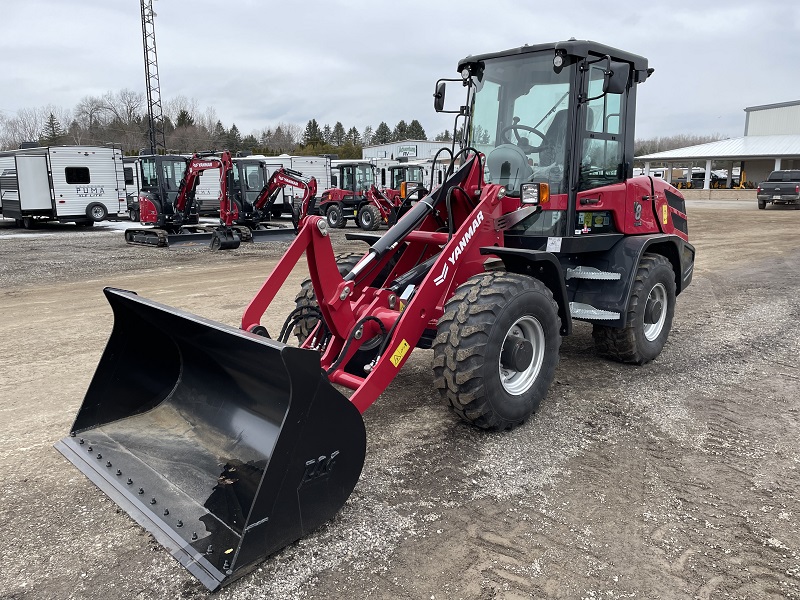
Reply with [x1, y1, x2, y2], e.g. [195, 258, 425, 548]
[87, 446, 92, 452]
[163, 509, 169, 516]
[116, 470, 122, 476]
[96, 454, 102, 460]
[191, 532, 197, 540]
[177, 520, 183, 528]
[223, 560, 230, 569]
[127, 479, 133, 485]
[206, 545, 214, 555]
[150, 497, 157, 505]
[106, 461, 112, 468]
[79, 438, 84, 444]
[138, 488, 144, 495]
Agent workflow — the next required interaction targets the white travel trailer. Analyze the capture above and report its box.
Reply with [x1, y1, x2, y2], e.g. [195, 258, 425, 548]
[0, 145, 125, 228]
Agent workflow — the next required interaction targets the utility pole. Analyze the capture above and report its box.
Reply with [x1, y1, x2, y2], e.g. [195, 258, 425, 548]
[140, 0, 166, 154]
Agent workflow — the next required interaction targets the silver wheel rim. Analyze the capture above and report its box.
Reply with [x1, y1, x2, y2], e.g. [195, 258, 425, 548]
[499, 315, 545, 395]
[643, 282, 667, 341]
[92, 206, 104, 219]
[362, 211, 372, 226]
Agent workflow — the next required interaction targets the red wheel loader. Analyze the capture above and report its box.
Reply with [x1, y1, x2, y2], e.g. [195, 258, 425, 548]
[56, 40, 694, 591]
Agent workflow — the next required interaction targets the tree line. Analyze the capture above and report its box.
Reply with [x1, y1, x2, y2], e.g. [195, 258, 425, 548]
[0, 87, 727, 159]
[0, 89, 434, 158]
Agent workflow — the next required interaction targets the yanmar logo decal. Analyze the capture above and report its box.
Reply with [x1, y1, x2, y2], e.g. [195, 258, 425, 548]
[194, 162, 214, 169]
[433, 211, 485, 286]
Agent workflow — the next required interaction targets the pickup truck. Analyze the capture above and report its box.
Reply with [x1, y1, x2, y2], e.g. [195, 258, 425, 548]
[757, 170, 800, 209]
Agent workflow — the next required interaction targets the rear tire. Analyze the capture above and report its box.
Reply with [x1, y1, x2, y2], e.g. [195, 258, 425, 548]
[758, 199, 766, 210]
[357, 204, 382, 231]
[326, 204, 346, 229]
[593, 253, 676, 365]
[432, 272, 561, 430]
[22, 217, 37, 229]
[129, 208, 140, 222]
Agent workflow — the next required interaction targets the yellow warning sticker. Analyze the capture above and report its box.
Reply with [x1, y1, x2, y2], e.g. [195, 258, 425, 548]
[661, 204, 668, 224]
[390, 339, 411, 367]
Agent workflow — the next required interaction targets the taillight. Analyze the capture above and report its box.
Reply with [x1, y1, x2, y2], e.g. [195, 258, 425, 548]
[796, 185, 799, 194]
[757, 187, 762, 193]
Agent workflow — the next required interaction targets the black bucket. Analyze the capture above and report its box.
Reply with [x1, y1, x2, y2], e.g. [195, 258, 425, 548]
[55, 288, 366, 591]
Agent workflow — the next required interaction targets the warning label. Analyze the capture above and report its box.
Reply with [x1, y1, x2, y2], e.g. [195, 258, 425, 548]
[390, 339, 411, 367]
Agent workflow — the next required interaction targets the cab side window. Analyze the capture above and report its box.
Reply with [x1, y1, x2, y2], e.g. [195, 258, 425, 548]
[579, 64, 626, 192]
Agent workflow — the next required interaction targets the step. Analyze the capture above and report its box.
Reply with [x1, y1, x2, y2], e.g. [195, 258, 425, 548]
[566, 266, 621, 281]
[569, 302, 620, 321]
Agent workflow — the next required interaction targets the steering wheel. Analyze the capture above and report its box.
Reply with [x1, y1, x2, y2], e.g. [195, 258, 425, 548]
[500, 118, 546, 152]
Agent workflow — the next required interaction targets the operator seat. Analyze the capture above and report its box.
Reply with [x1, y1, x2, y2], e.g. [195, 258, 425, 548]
[539, 109, 568, 166]
[248, 172, 262, 190]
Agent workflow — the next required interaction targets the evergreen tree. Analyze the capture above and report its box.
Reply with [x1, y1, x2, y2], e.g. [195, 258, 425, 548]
[213, 120, 227, 146]
[373, 121, 392, 144]
[302, 119, 323, 145]
[322, 124, 332, 144]
[332, 121, 346, 146]
[40, 113, 65, 145]
[434, 130, 452, 142]
[407, 119, 427, 140]
[344, 126, 361, 146]
[176, 109, 194, 128]
[227, 123, 242, 152]
[392, 120, 409, 142]
[362, 125, 373, 146]
[241, 134, 258, 152]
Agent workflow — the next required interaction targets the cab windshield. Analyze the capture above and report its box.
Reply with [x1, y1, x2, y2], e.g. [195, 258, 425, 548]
[470, 52, 570, 195]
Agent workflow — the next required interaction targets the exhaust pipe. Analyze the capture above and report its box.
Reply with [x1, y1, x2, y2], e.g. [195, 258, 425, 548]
[55, 288, 366, 590]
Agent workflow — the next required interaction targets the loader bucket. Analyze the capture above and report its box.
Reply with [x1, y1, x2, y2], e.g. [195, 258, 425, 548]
[55, 288, 366, 591]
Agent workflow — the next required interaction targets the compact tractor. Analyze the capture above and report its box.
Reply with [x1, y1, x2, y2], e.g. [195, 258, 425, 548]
[57, 40, 694, 590]
[125, 151, 313, 248]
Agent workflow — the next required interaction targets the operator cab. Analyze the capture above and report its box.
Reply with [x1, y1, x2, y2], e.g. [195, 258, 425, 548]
[139, 155, 188, 214]
[438, 40, 650, 241]
[334, 162, 375, 197]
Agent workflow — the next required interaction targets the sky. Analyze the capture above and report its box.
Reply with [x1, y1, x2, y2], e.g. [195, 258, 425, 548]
[1, 0, 799, 142]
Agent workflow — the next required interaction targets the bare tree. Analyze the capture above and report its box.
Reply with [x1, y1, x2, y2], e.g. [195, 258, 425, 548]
[102, 89, 144, 126]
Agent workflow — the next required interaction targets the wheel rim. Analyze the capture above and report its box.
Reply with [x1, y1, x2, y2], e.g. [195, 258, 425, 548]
[362, 210, 372, 226]
[328, 207, 340, 225]
[643, 283, 667, 341]
[92, 206, 104, 220]
[498, 316, 545, 395]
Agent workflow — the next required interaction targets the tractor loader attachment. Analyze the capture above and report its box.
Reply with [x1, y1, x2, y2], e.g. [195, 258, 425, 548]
[55, 287, 366, 591]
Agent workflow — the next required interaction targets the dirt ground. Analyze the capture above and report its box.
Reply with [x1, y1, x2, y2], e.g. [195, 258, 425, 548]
[1, 201, 799, 600]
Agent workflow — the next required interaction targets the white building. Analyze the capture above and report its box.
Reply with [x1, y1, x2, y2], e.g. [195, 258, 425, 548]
[362, 140, 451, 162]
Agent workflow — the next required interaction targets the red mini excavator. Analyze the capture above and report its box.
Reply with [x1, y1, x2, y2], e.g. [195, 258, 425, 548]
[224, 165, 317, 241]
[57, 40, 694, 591]
[125, 151, 310, 248]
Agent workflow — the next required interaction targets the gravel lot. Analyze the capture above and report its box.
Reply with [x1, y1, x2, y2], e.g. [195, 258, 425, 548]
[1, 201, 799, 600]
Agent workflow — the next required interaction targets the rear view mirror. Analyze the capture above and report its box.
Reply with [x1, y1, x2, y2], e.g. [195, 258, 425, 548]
[604, 61, 630, 95]
[331, 175, 338, 188]
[433, 81, 446, 112]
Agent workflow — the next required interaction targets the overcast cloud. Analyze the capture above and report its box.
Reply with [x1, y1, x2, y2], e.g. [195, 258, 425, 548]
[2, 0, 799, 141]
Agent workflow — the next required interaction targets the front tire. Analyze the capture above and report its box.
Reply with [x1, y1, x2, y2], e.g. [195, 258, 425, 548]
[294, 253, 381, 375]
[593, 253, 676, 365]
[326, 204, 346, 229]
[432, 272, 561, 430]
[357, 204, 382, 231]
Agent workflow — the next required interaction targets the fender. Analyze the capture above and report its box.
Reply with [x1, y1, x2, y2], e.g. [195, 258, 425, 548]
[479, 247, 572, 336]
[565, 234, 695, 328]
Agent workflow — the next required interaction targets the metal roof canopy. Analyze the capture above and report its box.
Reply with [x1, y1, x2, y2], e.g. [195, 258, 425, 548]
[636, 134, 800, 189]
[637, 134, 800, 162]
